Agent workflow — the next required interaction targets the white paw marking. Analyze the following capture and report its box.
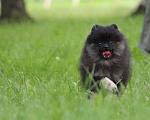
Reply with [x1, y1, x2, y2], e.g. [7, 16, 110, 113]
[100, 77, 118, 92]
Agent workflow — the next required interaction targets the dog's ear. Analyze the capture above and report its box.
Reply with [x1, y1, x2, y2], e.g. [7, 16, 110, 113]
[110, 24, 118, 30]
[91, 24, 99, 31]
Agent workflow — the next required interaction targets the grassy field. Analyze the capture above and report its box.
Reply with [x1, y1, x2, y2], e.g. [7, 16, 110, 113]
[0, 1, 150, 120]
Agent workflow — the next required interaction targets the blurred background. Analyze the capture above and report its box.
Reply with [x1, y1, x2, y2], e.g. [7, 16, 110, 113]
[0, 0, 145, 21]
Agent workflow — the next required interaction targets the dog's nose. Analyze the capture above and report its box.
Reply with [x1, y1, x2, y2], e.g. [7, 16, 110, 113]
[105, 46, 108, 49]
[104, 44, 109, 49]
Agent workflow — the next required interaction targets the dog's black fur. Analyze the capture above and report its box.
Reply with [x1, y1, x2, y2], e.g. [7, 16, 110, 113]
[80, 24, 130, 92]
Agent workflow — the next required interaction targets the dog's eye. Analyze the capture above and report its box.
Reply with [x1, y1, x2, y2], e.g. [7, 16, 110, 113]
[109, 41, 114, 45]
[98, 42, 102, 45]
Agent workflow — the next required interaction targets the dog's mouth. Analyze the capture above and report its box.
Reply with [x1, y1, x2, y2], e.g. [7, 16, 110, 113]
[102, 51, 112, 58]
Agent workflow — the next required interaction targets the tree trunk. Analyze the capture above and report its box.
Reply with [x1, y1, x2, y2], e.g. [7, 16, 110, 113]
[132, 0, 147, 15]
[0, 0, 32, 22]
[138, 0, 150, 53]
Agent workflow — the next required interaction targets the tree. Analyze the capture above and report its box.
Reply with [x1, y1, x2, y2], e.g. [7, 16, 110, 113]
[138, 0, 150, 53]
[132, 0, 147, 15]
[0, 0, 32, 22]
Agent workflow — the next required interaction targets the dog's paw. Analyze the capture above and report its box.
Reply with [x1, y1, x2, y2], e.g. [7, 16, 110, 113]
[100, 77, 118, 92]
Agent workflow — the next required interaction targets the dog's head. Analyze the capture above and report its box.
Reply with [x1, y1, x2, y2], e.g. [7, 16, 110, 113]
[86, 24, 126, 61]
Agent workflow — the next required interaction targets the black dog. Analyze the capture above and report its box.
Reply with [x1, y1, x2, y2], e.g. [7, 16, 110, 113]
[79, 24, 130, 93]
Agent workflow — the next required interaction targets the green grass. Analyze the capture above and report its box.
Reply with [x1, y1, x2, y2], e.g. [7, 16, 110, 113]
[0, 1, 150, 120]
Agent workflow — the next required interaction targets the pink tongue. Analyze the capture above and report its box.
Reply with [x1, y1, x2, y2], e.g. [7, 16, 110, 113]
[103, 51, 111, 57]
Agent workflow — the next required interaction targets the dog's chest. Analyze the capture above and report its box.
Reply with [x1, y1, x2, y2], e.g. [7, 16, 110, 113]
[97, 65, 123, 83]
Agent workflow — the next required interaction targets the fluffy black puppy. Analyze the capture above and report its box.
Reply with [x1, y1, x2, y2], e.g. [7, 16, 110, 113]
[80, 24, 130, 92]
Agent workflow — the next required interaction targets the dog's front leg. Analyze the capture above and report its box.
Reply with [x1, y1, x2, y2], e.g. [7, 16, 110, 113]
[100, 77, 118, 92]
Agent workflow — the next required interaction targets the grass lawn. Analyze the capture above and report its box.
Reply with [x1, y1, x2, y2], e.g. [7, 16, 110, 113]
[0, 1, 150, 120]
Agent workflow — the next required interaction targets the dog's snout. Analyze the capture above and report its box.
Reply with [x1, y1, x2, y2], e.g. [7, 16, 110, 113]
[104, 44, 109, 49]
[105, 46, 108, 49]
